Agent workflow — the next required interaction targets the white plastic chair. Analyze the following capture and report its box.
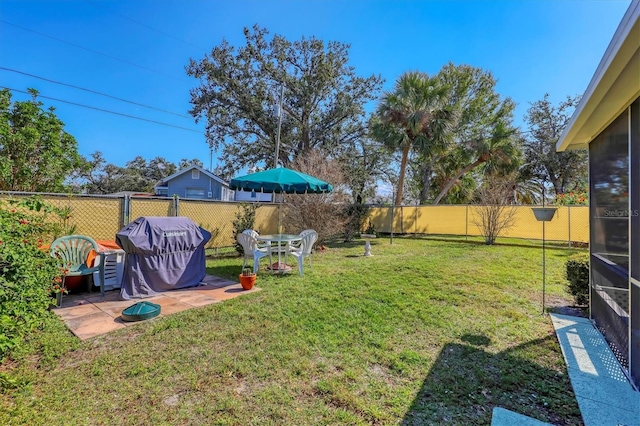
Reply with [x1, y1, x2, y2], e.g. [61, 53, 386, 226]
[242, 229, 269, 250]
[288, 229, 315, 251]
[237, 233, 272, 273]
[287, 230, 318, 276]
[242, 229, 259, 239]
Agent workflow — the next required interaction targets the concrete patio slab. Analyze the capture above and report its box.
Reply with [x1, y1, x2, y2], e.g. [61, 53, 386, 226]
[149, 295, 195, 316]
[68, 312, 127, 340]
[52, 275, 259, 340]
[54, 303, 103, 320]
[164, 290, 218, 306]
[198, 274, 238, 288]
[204, 284, 255, 301]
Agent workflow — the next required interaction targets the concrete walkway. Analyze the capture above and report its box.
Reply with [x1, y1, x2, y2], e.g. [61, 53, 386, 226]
[492, 313, 639, 426]
[52, 275, 259, 340]
[491, 407, 553, 425]
[549, 313, 639, 425]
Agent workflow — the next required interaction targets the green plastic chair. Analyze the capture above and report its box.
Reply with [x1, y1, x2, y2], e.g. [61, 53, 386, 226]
[50, 235, 106, 300]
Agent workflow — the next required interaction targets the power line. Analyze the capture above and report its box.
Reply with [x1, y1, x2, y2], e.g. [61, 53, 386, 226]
[2, 86, 203, 134]
[85, 0, 208, 52]
[0, 20, 188, 83]
[0, 67, 192, 119]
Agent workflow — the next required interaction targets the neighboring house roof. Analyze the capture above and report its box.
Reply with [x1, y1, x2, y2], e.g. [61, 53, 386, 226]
[108, 191, 155, 197]
[155, 165, 229, 187]
[557, 0, 640, 151]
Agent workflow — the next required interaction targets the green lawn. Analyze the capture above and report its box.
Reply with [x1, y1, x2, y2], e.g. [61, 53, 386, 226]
[1, 237, 584, 425]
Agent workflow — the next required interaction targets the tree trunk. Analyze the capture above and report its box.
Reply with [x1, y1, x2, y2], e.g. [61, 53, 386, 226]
[395, 145, 410, 206]
[550, 177, 562, 195]
[300, 112, 310, 153]
[433, 158, 485, 205]
[419, 159, 435, 204]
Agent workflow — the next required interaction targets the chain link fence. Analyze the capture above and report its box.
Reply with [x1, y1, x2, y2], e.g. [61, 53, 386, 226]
[367, 205, 589, 246]
[0, 192, 280, 249]
[1, 192, 589, 247]
[0, 192, 124, 240]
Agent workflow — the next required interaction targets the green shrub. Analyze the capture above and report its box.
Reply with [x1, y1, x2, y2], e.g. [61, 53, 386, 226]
[342, 203, 369, 242]
[565, 252, 589, 306]
[363, 219, 377, 236]
[232, 203, 259, 255]
[0, 197, 64, 362]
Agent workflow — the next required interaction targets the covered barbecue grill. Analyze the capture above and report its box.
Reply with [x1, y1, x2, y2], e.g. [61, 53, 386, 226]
[116, 216, 211, 300]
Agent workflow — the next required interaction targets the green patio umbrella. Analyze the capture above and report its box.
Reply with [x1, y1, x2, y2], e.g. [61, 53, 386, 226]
[229, 167, 333, 194]
[229, 167, 333, 234]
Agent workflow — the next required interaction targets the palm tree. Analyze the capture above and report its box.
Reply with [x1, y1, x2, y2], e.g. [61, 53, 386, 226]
[426, 151, 479, 204]
[371, 72, 456, 206]
[427, 63, 520, 205]
[432, 122, 521, 205]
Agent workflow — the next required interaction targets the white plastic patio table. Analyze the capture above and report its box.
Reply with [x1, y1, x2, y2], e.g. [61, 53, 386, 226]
[256, 234, 302, 274]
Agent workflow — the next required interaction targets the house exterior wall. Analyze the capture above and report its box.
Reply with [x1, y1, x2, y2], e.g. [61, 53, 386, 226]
[234, 190, 273, 202]
[166, 171, 224, 200]
[588, 96, 639, 387]
[589, 107, 631, 373]
[556, 1, 639, 389]
[630, 98, 640, 387]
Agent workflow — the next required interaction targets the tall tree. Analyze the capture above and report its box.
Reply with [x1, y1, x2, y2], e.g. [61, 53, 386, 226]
[187, 25, 383, 176]
[371, 72, 456, 206]
[79, 153, 178, 194]
[412, 149, 478, 204]
[79, 152, 122, 194]
[178, 158, 204, 170]
[523, 94, 587, 195]
[0, 88, 82, 192]
[336, 133, 392, 204]
[429, 63, 519, 205]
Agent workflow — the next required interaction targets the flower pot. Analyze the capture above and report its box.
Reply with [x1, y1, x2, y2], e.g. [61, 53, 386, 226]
[238, 273, 256, 290]
[532, 207, 557, 222]
[49, 291, 63, 309]
[64, 275, 85, 293]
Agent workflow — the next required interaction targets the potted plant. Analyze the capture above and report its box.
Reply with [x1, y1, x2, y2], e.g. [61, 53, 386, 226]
[50, 279, 68, 308]
[238, 268, 256, 290]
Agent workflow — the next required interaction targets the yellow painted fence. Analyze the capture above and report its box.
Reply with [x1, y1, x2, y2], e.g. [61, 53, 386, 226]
[1, 192, 589, 246]
[0, 193, 279, 248]
[367, 205, 589, 243]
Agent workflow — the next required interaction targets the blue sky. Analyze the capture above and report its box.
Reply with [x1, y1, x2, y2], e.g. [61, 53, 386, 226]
[0, 0, 631, 174]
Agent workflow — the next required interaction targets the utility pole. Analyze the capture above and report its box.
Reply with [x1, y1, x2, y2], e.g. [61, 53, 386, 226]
[274, 85, 284, 169]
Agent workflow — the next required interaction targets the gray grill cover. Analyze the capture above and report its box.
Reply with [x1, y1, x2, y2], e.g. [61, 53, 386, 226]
[116, 216, 211, 300]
